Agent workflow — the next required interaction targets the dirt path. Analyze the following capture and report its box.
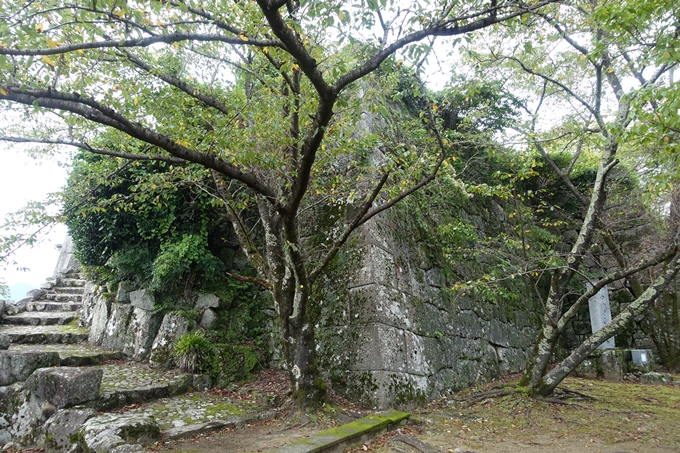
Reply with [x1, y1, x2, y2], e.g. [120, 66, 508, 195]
[150, 420, 322, 453]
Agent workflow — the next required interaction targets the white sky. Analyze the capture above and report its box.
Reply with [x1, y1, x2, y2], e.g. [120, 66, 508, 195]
[0, 147, 69, 287]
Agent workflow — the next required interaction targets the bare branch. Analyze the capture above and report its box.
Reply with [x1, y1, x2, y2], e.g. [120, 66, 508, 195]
[557, 243, 677, 331]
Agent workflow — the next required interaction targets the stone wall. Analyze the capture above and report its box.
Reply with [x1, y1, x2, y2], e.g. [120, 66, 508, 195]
[316, 205, 541, 407]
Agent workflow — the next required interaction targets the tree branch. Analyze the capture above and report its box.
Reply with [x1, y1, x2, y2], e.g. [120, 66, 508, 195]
[121, 49, 231, 116]
[0, 33, 284, 57]
[0, 85, 284, 210]
[557, 243, 678, 331]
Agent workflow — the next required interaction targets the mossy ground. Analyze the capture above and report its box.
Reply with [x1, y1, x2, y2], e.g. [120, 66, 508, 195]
[347, 374, 680, 453]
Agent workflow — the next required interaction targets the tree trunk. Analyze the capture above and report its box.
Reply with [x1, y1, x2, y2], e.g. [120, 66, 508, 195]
[275, 282, 326, 406]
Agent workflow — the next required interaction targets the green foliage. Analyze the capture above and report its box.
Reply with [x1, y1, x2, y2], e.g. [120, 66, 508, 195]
[203, 280, 271, 348]
[150, 234, 224, 292]
[63, 152, 230, 293]
[212, 344, 262, 386]
[173, 331, 215, 374]
[173, 330, 262, 383]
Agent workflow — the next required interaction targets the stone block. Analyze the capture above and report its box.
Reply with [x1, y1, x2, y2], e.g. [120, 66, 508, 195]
[8, 387, 45, 446]
[640, 372, 673, 385]
[129, 289, 154, 311]
[0, 335, 9, 350]
[148, 313, 191, 368]
[81, 413, 160, 452]
[199, 308, 217, 330]
[195, 293, 219, 309]
[44, 408, 98, 452]
[88, 297, 111, 345]
[600, 349, 625, 381]
[25, 367, 103, 408]
[0, 351, 61, 386]
[100, 303, 134, 351]
[123, 307, 163, 360]
[116, 282, 134, 303]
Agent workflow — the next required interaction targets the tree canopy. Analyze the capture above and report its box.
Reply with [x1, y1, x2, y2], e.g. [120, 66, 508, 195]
[1, 0, 678, 406]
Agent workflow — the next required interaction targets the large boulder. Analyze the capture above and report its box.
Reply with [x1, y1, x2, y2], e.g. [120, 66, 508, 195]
[195, 293, 219, 309]
[116, 282, 134, 303]
[79, 282, 99, 328]
[0, 300, 5, 322]
[100, 303, 134, 350]
[148, 313, 191, 368]
[88, 296, 112, 345]
[2, 385, 46, 446]
[123, 308, 163, 361]
[129, 289, 154, 311]
[199, 308, 217, 330]
[44, 408, 98, 452]
[0, 351, 61, 386]
[25, 367, 103, 409]
[80, 413, 160, 453]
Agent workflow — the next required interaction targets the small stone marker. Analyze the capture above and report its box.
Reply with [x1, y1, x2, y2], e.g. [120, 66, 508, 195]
[587, 283, 615, 349]
[631, 349, 648, 364]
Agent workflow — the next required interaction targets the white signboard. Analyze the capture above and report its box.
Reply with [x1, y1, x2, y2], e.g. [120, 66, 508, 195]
[587, 283, 616, 349]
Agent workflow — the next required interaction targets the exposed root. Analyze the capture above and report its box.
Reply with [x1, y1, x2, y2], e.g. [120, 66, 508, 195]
[555, 386, 598, 401]
[392, 434, 443, 453]
[450, 389, 516, 407]
[540, 396, 582, 406]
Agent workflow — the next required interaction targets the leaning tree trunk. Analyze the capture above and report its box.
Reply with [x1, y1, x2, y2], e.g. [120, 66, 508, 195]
[532, 253, 680, 395]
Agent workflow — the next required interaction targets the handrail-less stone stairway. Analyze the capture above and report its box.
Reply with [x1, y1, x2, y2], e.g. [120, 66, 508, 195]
[1, 260, 277, 452]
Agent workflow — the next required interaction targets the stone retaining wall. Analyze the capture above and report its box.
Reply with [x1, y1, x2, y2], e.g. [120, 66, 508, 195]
[317, 209, 541, 407]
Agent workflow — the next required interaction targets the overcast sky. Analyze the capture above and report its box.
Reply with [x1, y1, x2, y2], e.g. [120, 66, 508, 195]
[0, 146, 69, 288]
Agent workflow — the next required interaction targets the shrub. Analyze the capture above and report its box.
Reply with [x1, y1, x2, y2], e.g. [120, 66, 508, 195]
[172, 331, 215, 374]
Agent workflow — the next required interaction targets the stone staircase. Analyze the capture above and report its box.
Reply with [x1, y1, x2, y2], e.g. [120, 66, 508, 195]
[0, 268, 279, 452]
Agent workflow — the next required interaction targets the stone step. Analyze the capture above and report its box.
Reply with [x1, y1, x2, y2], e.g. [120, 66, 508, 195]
[60, 278, 87, 287]
[95, 362, 197, 411]
[54, 286, 85, 295]
[78, 395, 277, 453]
[8, 343, 124, 366]
[128, 394, 276, 439]
[27, 301, 82, 312]
[44, 293, 83, 302]
[2, 311, 79, 326]
[0, 324, 89, 344]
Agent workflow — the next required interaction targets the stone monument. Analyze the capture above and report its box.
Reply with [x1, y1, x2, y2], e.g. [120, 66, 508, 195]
[52, 236, 79, 277]
[587, 283, 615, 349]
